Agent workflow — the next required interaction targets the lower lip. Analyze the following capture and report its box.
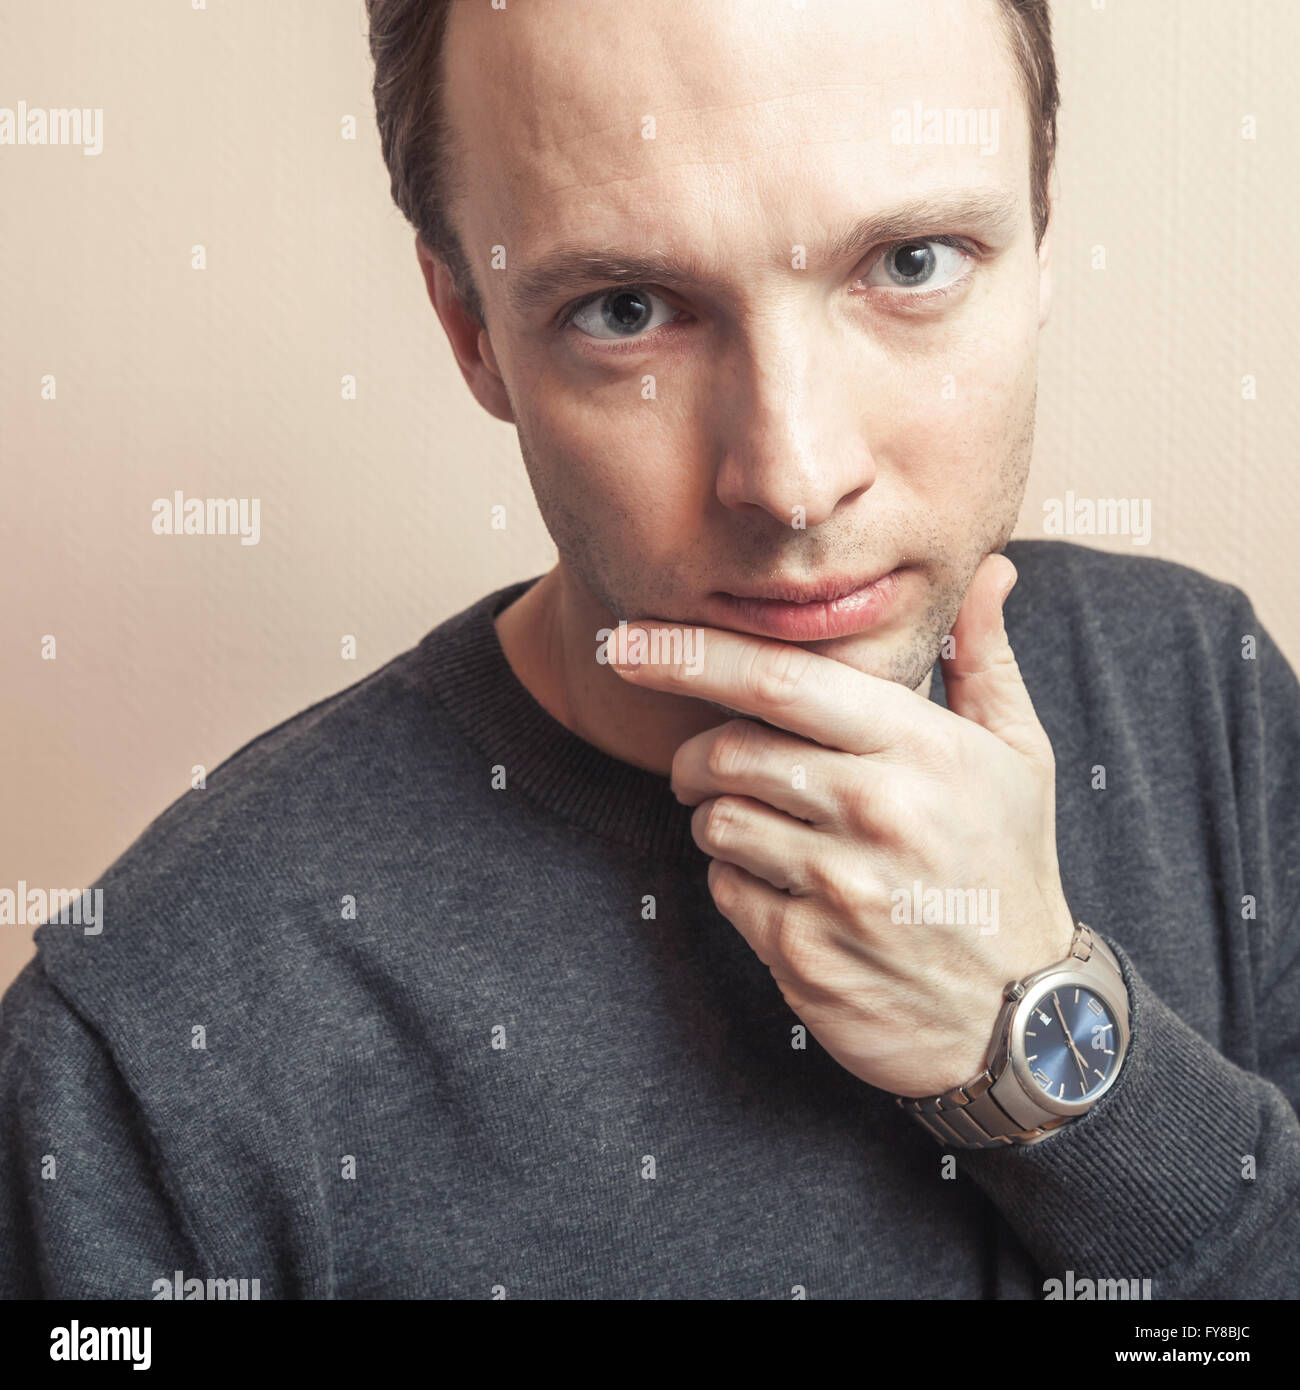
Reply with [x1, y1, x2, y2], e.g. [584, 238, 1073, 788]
[709, 569, 905, 642]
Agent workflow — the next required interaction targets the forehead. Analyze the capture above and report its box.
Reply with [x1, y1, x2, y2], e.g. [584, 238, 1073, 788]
[442, 0, 1028, 281]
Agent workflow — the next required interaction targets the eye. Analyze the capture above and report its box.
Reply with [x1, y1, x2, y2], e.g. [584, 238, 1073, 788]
[564, 286, 679, 341]
[861, 238, 973, 294]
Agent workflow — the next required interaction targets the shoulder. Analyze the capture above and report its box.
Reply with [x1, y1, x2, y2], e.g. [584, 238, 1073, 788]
[29, 588, 512, 1026]
[1005, 537, 1253, 621]
[1003, 539, 1264, 670]
[1003, 540, 1300, 822]
[0, 957, 101, 1082]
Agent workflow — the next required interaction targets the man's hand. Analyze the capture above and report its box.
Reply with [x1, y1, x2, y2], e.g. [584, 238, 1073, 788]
[609, 553, 1076, 1098]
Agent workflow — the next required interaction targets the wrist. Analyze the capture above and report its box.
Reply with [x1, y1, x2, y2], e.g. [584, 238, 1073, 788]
[894, 922, 1132, 1148]
[900, 900, 1081, 1099]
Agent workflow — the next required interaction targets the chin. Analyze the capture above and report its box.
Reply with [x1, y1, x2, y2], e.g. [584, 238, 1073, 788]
[806, 628, 933, 689]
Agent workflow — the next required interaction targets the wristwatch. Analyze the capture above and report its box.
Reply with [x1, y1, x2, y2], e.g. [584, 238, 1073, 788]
[894, 921, 1130, 1148]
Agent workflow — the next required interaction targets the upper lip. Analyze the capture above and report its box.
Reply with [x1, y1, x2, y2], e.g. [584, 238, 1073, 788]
[718, 568, 898, 605]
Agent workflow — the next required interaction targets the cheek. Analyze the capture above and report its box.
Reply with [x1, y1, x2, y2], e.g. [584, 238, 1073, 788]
[523, 382, 712, 540]
[881, 310, 1039, 504]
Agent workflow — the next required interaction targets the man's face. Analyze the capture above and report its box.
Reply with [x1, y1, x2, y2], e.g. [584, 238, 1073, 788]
[442, 0, 1049, 689]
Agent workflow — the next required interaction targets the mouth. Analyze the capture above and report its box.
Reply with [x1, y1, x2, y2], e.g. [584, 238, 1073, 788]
[707, 567, 907, 642]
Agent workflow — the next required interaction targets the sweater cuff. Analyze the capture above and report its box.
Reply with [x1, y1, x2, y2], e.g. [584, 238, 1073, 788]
[959, 937, 1263, 1281]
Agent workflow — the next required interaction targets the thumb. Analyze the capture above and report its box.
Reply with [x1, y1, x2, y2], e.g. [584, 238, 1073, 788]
[941, 554, 1047, 761]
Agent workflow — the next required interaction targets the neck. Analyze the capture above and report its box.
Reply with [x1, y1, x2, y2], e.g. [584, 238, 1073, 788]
[495, 564, 932, 777]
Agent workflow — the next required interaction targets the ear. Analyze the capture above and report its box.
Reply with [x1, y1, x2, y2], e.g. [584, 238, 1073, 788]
[416, 236, 515, 424]
[1036, 186, 1054, 330]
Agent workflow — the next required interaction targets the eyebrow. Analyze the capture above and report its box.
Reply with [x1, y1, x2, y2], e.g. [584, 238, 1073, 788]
[506, 187, 1022, 316]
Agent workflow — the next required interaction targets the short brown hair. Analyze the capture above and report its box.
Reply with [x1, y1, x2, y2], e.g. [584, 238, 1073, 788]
[367, 0, 1059, 328]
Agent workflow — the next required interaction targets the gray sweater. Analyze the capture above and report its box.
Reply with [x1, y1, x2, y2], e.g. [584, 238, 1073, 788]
[2, 539, 1298, 1299]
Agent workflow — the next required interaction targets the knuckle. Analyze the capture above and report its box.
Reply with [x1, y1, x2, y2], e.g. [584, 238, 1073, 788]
[705, 719, 759, 782]
[838, 770, 884, 830]
[772, 900, 822, 977]
[746, 642, 813, 708]
[796, 853, 838, 901]
[698, 795, 742, 850]
[825, 867, 880, 922]
[932, 721, 965, 766]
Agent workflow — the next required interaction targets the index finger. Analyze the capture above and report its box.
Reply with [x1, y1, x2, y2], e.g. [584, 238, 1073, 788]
[606, 620, 944, 756]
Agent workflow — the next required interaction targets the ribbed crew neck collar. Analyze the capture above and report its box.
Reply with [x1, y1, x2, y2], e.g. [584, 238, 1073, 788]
[416, 577, 705, 858]
[416, 575, 947, 860]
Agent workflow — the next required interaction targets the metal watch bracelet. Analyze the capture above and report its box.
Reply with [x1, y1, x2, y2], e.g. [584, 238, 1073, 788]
[894, 922, 1126, 1149]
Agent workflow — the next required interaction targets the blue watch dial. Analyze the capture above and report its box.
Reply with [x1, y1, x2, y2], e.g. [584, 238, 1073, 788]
[1022, 986, 1118, 1102]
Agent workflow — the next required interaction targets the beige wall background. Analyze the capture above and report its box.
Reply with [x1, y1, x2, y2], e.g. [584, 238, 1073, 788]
[2, 0, 1297, 995]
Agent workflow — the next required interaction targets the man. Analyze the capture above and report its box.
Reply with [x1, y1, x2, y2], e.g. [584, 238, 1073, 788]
[1, 0, 1296, 1300]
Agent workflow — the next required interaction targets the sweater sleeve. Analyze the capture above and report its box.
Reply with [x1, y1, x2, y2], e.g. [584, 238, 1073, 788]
[959, 936, 1300, 1297]
[959, 604, 1300, 1298]
[0, 957, 204, 1299]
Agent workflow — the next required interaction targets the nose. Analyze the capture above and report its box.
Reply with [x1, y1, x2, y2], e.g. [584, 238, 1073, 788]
[713, 318, 877, 528]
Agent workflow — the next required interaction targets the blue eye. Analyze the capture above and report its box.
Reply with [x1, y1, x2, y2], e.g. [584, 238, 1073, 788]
[1023, 987, 1118, 1102]
[566, 287, 679, 341]
[863, 238, 971, 292]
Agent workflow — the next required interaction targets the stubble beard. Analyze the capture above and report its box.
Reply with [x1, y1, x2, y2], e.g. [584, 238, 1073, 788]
[513, 385, 1037, 702]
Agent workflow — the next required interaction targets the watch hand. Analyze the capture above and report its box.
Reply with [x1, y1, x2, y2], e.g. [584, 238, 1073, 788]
[1052, 990, 1090, 1081]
